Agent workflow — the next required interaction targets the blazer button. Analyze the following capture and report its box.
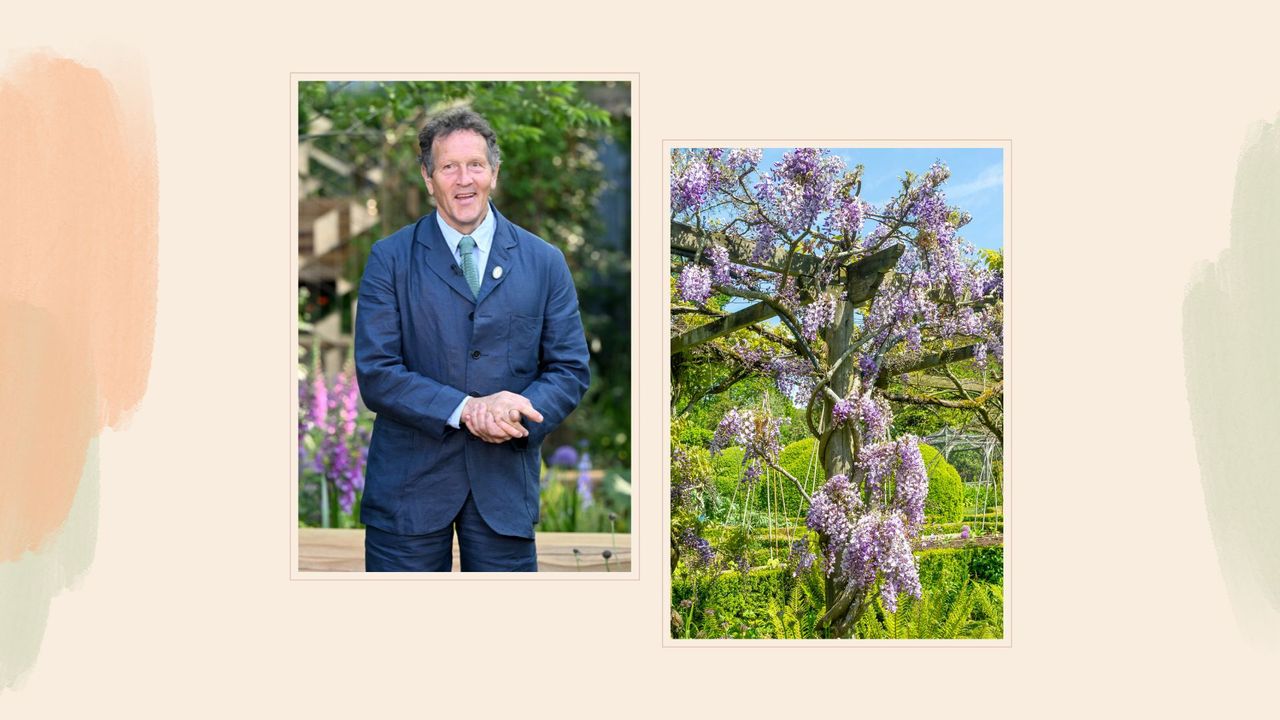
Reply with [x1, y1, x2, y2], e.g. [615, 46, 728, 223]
[468, 311, 474, 321]
[471, 350, 481, 359]
[469, 391, 479, 397]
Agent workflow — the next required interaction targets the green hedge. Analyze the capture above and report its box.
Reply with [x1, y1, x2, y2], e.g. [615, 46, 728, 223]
[710, 439, 817, 517]
[916, 546, 1004, 587]
[924, 521, 1004, 536]
[921, 443, 964, 522]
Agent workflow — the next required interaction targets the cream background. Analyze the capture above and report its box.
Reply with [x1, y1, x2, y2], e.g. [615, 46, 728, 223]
[3, 2, 1278, 716]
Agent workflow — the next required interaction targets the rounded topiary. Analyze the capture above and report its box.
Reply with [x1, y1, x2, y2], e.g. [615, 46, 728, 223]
[920, 442, 964, 522]
[711, 446, 746, 499]
[773, 437, 821, 515]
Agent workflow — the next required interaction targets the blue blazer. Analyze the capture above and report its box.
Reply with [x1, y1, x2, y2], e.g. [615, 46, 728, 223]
[354, 207, 590, 539]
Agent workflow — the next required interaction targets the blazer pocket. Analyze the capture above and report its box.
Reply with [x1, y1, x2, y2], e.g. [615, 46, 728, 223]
[507, 313, 543, 377]
[363, 419, 420, 510]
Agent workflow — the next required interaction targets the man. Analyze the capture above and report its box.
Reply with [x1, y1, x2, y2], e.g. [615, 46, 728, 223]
[354, 107, 590, 572]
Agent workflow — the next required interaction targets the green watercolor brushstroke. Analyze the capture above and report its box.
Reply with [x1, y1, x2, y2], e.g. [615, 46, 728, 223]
[1183, 116, 1280, 649]
[0, 439, 98, 690]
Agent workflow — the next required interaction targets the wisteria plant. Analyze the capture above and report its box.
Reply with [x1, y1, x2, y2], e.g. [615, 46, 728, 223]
[670, 148, 1003, 637]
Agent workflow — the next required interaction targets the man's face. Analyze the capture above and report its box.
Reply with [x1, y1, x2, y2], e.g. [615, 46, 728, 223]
[422, 129, 499, 235]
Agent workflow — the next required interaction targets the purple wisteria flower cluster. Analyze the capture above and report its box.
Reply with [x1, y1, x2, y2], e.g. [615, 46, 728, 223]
[788, 539, 818, 577]
[679, 527, 716, 568]
[706, 244, 735, 286]
[804, 435, 929, 612]
[800, 293, 837, 342]
[710, 407, 784, 487]
[676, 264, 712, 305]
[299, 364, 369, 514]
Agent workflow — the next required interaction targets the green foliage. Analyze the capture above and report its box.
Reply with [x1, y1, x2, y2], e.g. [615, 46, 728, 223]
[923, 521, 1003, 536]
[676, 423, 714, 449]
[711, 446, 747, 499]
[856, 578, 1003, 640]
[776, 437, 822, 509]
[963, 482, 1002, 513]
[982, 247, 1004, 272]
[892, 401, 970, 438]
[921, 443, 964, 522]
[969, 547, 1004, 585]
[916, 546, 1004, 589]
[536, 469, 631, 533]
[671, 567, 825, 639]
[673, 548, 1004, 639]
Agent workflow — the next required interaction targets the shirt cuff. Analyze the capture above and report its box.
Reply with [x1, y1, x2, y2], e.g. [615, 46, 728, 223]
[446, 396, 470, 429]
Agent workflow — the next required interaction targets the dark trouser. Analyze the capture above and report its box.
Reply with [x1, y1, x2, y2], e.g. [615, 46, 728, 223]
[364, 492, 537, 572]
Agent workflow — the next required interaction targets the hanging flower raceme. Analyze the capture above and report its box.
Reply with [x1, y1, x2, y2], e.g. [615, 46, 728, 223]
[806, 434, 929, 613]
[799, 293, 837, 342]
[710, 407, 784, 487]
[676, 264, 712, 305]
[706, 244, 734, 286]
[671, 153, 713, 214]
[679, 527, 716, 568]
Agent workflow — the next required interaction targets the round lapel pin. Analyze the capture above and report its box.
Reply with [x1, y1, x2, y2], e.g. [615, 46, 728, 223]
[492, 266, 503, 279]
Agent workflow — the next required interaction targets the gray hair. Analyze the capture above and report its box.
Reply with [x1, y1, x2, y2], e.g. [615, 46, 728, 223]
[418, 107, 501, 174]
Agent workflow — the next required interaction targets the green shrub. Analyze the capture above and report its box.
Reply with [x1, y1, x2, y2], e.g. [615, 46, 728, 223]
[771, 437, 821, 515]
[916, 546, 1004, 587]
[921, 443, 964, 522]
[969, 547, 1003, 585]
[677, 423, 715, 449]
[671, 566, 825, 639]
[711, 446, 746, 497]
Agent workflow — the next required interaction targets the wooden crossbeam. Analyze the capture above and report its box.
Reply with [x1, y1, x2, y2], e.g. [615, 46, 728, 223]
[883, 344, 978, 378]
[670, 301, 779, 355]
[845, 244, 904, 305]
[899, 374, 989, 394]
[669, 238, 904, 356]
[670, 220, 822, 277]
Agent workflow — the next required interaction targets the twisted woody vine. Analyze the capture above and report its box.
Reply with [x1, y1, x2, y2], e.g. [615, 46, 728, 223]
[670, 148, 1004, 639]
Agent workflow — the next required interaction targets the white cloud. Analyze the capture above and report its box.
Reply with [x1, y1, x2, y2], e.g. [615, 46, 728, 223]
[946, 163, 1003, 202]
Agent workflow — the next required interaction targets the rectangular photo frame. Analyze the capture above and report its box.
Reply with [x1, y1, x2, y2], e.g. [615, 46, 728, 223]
[663, 140, 1011, 643]
[291, 74, 639, 579]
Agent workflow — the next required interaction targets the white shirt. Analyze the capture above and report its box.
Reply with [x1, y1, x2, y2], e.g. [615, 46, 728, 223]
[440, 207, 496, 429]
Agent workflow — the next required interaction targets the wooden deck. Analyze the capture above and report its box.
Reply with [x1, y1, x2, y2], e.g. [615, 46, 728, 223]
[298, 528, 631, 573]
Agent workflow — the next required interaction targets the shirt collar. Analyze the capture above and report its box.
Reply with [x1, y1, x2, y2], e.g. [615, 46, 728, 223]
[436, 204, 496, 256]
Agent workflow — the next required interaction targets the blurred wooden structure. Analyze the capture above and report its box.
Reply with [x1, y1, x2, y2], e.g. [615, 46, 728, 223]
[298, 528, 631, 573]
[299, 121, 381, 377]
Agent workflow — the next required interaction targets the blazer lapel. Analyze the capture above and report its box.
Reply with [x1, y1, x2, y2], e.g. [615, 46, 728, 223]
[475, 207, 518, 306]
[414, 212, 477, 304]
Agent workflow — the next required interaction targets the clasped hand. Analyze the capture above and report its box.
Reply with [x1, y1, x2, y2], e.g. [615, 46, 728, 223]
[461, 391, 543, 443]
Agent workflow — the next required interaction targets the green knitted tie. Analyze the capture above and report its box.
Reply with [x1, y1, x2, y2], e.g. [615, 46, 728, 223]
[458, 235, 480, 298]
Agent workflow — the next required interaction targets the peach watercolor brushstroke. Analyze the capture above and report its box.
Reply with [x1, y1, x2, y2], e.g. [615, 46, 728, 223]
[1183, 116, 1280, 650]
[0, 52, 157, 688]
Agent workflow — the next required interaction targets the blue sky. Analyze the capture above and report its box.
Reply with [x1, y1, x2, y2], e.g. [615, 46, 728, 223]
[757, 147, 1005, 251]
